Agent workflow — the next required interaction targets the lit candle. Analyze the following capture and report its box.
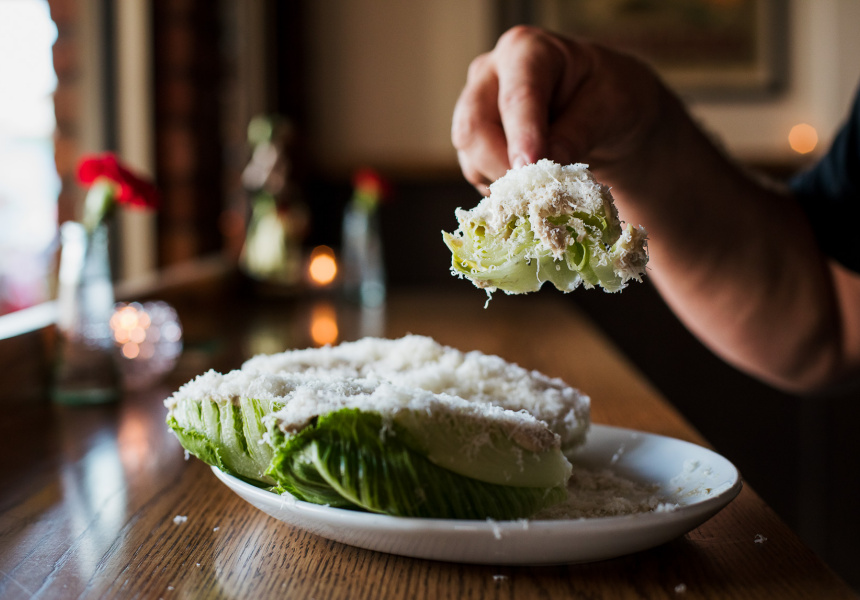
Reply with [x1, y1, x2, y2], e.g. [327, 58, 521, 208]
[111, 303, 149, 359]
[307, 245, 338, 287]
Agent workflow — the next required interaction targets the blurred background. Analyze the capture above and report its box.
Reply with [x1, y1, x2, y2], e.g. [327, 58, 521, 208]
[2, 0, 860, 588]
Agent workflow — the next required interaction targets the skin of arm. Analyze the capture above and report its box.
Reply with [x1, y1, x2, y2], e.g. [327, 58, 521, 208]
[451, 25, 860, 393]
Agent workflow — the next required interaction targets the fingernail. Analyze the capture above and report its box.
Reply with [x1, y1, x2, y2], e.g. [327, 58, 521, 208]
[549, 142, 572, 165]
[512, 154, 529, 169]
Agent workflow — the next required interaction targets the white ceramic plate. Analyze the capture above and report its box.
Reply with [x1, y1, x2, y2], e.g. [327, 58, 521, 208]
[211, 424, 742, 565]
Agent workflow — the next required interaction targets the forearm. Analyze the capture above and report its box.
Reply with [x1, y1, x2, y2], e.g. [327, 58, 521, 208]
[453, 26, 859, 391]
[596, 89, 843, 391]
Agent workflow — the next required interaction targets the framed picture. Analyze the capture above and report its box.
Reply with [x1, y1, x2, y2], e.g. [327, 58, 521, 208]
[508, 0, 788, 100]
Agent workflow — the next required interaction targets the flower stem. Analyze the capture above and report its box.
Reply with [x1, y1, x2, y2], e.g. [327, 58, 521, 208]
[82, 179, 116, 233]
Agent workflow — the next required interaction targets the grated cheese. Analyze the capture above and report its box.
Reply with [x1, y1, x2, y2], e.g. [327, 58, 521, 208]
[240, 335, 590, 453]
[464, 161, 618, 260]
[534, 465, 677, 520]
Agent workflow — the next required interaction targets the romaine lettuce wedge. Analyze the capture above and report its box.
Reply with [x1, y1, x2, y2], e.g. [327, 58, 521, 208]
[242, 335, 590, 457]
[267, 408, 568, 519]
[165, 359, 575, 520]
[168, 396, 283, 486]
[443, 160, 648, 295]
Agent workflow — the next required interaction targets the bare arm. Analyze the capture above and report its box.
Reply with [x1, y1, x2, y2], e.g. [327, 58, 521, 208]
[452, 26, 860, 392]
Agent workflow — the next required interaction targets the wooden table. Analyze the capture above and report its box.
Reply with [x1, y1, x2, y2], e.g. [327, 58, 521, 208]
[1, 283, 855, 599]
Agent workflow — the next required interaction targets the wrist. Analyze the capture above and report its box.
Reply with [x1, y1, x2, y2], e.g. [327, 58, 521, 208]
[591, 81, 688, 204]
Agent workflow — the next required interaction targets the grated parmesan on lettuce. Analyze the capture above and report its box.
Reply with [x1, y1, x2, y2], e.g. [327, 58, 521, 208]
[443, 160, 648, 295]
[165, 335, 590, 520]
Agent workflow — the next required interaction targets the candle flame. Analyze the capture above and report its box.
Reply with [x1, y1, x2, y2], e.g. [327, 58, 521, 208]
[308, 246, 338, 286]
[111, 303, 153, 360]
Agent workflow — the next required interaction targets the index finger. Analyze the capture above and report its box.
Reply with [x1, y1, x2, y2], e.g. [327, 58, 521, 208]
[493, 27, 564, 167]
[452, 53, 514, 187]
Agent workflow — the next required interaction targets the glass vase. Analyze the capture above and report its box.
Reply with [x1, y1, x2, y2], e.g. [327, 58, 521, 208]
[341, 204, 386, 308]
[51, 221, 121, 404]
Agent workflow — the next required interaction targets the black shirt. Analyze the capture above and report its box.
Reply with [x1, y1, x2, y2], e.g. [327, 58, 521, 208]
[790, 87, 860, 273]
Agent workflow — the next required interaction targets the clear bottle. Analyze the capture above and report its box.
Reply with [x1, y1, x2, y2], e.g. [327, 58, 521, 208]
[342, 203, 386, 308]
[51, 221, 120, 404]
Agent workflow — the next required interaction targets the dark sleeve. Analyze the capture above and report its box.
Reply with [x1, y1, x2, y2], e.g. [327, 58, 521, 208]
[789, 87, 860, 273]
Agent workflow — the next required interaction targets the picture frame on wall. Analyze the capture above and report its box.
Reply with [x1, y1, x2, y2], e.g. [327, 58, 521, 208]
[505, 0, 789, 101]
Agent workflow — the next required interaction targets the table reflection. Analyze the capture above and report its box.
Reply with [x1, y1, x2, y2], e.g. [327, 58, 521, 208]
[309, 301, 338, 346]
[59, 422, 126, 577]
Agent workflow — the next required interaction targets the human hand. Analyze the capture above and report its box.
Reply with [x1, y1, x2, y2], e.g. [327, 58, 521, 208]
[452, 25, 669, 194]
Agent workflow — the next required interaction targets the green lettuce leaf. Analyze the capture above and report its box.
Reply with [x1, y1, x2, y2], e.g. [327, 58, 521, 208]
[443, 216, 645, 294]
[442, 160, 647, 295]
[266, 408, 568, 519]
[167, 396, 283, 486]
[167, 396, 569, 519]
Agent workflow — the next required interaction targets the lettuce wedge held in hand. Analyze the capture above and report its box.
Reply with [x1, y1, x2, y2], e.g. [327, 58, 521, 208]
[165, 336, 589, 520]
[443, 160, 648, 295]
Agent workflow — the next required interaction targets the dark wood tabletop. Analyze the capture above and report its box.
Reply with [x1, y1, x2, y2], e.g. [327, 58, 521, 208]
[1, 280, 855, 599]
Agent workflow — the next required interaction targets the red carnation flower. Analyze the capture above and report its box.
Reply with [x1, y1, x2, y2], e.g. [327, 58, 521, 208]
[77, 153, 160, 210]
[352, 168, 392, 201]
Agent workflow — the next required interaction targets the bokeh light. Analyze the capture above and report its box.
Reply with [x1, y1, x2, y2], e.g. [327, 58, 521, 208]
[308, 245, 338, 286]
[310, 302, 339, 346]
[788, 123, 818, 155]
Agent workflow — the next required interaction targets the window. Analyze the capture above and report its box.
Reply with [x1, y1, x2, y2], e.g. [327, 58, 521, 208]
[0, 0, 59, 316]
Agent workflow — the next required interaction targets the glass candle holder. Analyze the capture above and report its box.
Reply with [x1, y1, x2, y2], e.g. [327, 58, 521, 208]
[111, 301, 183, 390]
